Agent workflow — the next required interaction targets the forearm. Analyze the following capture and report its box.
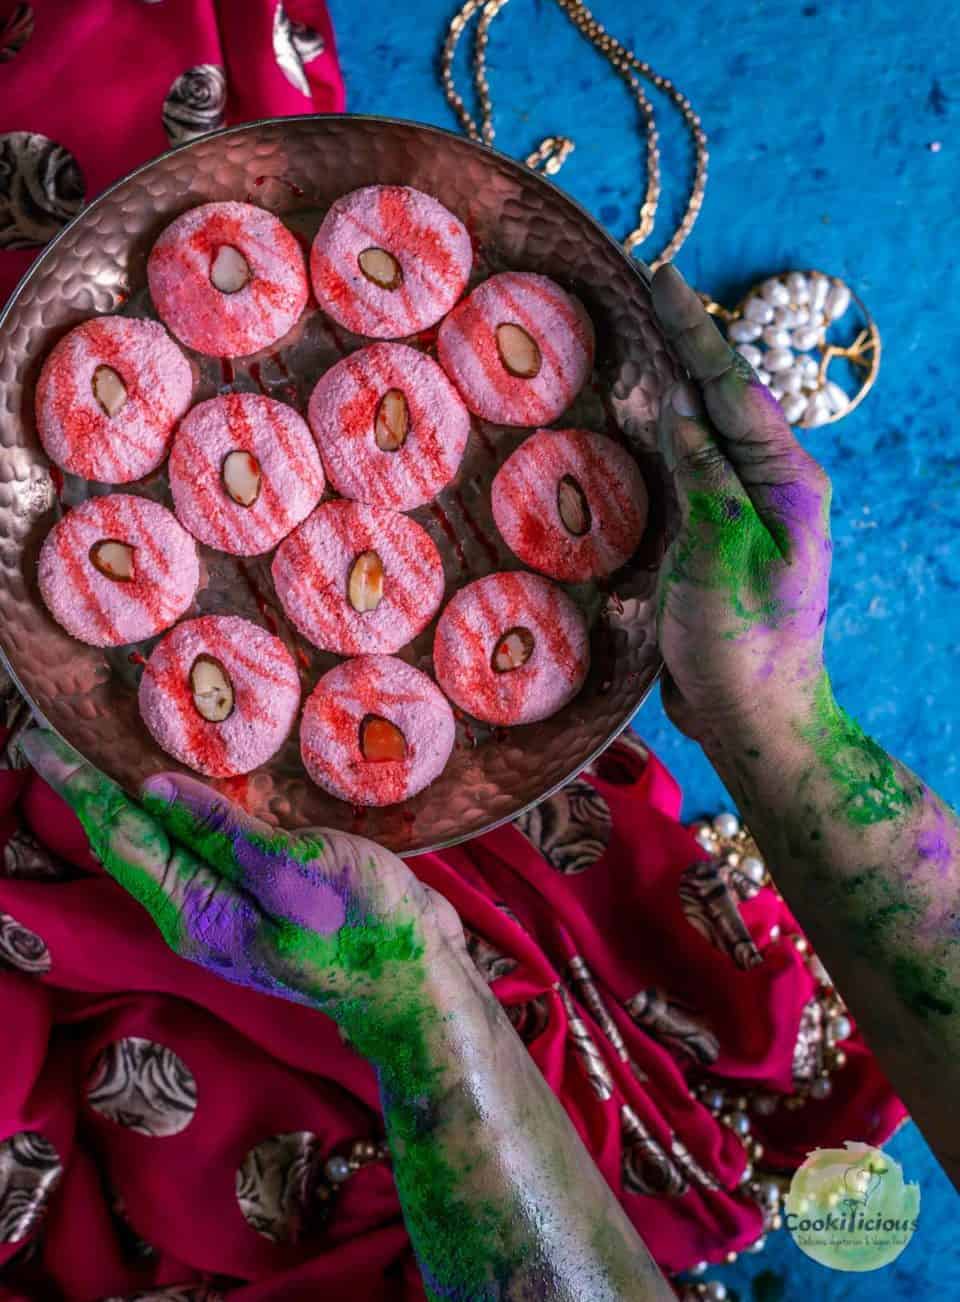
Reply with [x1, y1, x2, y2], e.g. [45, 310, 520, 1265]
[703, 670, 960, 1184]
[358, 946, 671, 1301]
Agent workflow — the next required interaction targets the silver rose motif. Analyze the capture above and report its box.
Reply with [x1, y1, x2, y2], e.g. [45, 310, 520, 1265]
[0, 131, 85, 250]
[236, 1131, 326, 1244]
[273, 1, 325, 98]
[0, 1131, 62, 1243]
[0, 911, 51, 974]
[515, 778, 611, 874]
[86, 1037, 197, 1136]
[162, 64, 227, 147]
[0, 4, 33, 62]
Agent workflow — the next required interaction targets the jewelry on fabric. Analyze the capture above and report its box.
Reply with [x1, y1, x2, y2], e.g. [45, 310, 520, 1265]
[440, 0, 709, 267]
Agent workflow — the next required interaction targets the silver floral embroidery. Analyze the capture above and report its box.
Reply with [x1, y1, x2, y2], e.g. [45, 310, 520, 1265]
[0, 912, 50, 974]
[0, 131, 85, 250]
[515, 779, 611, 874]
[620, 1105, 687, 1198]
[792, 996, 825, 1084]
[0, 1131, 62, 1243]
[236, 1131, 325, 1244]
[162, 65, 227, 147]
[678, 858, 762, 969]
[558, 983, 613, 1100]
[273, 2, 325, 97]
[0, 4, 33, 62]
[86, 1038, 197, 1137]
[623, 988, 719, 1066]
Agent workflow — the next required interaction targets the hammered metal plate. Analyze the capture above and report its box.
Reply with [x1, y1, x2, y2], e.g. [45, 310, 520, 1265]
[0, 115, 679, 855]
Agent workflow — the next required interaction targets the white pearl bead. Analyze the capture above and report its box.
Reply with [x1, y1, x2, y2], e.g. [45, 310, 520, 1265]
[802, 391, 832, 427]
[781, 393, 807, 424]
[793, 304, 811, 327]
[727, 1110, 751, 1135]
[752, 1093, 778, 1116]
[713, 811, 740, 837]
[824, 380, 849, 413]
[728, 318, 763, 343]
[736, 343, 763, 368]
[762, 325, 791, 349]
[703, 1087, 726, 1111]
[786, 271, 810, 302]
[800, 355, 819, 378]
[746, 1235, 767, 1253]
[806, 310, 825, 330]
[824, 282, 851, 320]
[831, 1014, 853, 1041]
[741, 855, 766, 883]
[761, 278, 791, 306]
[690, 1262, 708, 1277]
[808, 272, 830, 312]
[810, 1076, 833, 1100]
[770, 384, 785, 402]
[791, 325, 822, 352]
[760, 1179, 781, 1203]
[743, 296, 775, 324]
[755, 368, 772, 386]
[772, 305, 797, 328]
[705, 1283, 728, 1301]
[325, 1154, 352, 1182]
[780, 368, 804, 394]
[764, 347, 794, 373]
[695, 825, 718, 849]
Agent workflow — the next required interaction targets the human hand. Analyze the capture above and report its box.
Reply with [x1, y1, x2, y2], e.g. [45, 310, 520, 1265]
[19, 729, 469, 1062]
[649, 264, 833, 746]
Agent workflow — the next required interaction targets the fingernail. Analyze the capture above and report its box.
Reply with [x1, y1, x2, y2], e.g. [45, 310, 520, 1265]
[141, 775, 177, 807]
[671, 381, 703, 419]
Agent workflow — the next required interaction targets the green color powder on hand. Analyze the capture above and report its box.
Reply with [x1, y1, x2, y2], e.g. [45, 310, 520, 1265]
[799, 675, 918, 827]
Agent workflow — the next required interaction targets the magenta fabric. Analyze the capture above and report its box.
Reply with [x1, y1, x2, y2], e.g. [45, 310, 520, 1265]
[0, 737, 905, 1298]
[0, 0, 345, 307]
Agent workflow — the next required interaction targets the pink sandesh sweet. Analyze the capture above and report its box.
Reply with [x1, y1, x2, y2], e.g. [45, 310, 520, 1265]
[35, 316, 193, 483]
[307, 342, 470, 510]
[148, 201, 308, 357]
[310, 185, 472, 339]
[492, 428, 648, 581]
[139, 615, 300, 778]
[272, 500, 445, 656]
[39, 494, 199, 648]
[169, 394, 325, 556]
[300, 654, 455, 806]
[433, 571, 589, 726]
[437, 271, 595, 426]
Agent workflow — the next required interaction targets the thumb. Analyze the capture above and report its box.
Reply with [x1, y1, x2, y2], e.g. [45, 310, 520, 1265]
[659, 379, 753, 531]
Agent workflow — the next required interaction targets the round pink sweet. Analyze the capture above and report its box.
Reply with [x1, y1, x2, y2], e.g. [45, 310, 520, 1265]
[169, 394, 325, 556]
[272, 500, 445, 656]
[307, 343, 470, 509]
[492, 428, 648, 581]
[433, 571, 589, 726]
[437, 271, 595, 426]
[301, 655, 455, 806]
[38, 494, 199, 648]
[310, 185, 472, 339]
[139, 615, 300, 778]
[148, 202, 308, 357]
[35, 316, 193, 483]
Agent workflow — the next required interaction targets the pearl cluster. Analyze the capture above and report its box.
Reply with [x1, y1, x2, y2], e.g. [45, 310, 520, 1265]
[726, 271, 852, 428]
[316, 1137, 391, 1201]
[690, 811, 768, 897]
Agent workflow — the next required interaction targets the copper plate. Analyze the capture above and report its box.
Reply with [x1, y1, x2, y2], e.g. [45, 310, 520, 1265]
[0, 115, 679, 856]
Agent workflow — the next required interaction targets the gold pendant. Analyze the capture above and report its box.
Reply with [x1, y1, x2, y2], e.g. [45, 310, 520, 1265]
[703, 271, 880, 429]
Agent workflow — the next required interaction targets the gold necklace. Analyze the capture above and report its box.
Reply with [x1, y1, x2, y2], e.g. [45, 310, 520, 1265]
[440, 0, 708, 269]
[440, 0, 879, 428]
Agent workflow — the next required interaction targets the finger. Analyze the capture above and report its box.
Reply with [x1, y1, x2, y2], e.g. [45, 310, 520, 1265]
[142, 772, 352, 934]
[652, 264, 826, 522]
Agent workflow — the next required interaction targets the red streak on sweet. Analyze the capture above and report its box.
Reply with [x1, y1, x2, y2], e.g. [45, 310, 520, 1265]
[433, 571, 589, 726]
[272, 500, 445, 656]
[309, 185, 472, 339]
[139, 614, 300, 778]
[300, 654, 454, 807]
[491, 428, 648, 581]
[239, 562, 281, 639]
[38, 495, 199, 648]
[307, 342, 470, 511]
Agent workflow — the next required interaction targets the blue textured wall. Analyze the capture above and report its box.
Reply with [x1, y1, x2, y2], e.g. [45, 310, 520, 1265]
[331, 0, 959, 1295]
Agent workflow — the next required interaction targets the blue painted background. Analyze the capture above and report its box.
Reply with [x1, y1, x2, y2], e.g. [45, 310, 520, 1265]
[330, 0, 960, 1295]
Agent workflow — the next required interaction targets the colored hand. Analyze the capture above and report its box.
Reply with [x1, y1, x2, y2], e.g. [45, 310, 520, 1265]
[650, 264, 833, 743]
[19, 729, 468, 1054]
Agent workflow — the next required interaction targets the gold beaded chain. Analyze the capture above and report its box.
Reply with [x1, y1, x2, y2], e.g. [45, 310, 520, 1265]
[440, 0, 709, 268]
